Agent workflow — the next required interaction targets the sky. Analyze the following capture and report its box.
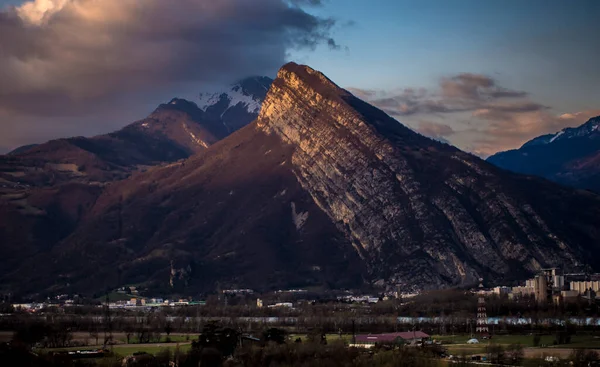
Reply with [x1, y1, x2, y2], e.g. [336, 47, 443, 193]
[0, 0, 599, 156]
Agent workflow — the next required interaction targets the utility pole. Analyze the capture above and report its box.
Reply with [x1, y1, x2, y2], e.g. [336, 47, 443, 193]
[103, 291, 113, 350]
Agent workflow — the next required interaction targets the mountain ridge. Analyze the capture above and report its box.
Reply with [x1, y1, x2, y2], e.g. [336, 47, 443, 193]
[488, 116, 600, 192]
[2, 63, 600, 297]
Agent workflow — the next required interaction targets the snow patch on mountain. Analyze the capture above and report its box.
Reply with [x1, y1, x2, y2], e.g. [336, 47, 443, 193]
[182, 123, 208, 148]
[198, 85, 261, 114]
[525, 116, 600, 147]
[549, 130, 565, 143]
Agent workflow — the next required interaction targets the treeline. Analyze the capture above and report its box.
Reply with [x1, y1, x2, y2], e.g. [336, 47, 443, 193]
[2, 312, 600, 339]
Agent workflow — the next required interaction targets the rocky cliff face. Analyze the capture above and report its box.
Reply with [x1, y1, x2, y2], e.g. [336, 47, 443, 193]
[257, 63, 600, 289]
[488, 116, 600, 192]
[3, 63, 600, 296]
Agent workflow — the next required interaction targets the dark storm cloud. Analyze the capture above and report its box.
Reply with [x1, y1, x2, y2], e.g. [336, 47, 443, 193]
[0, 0, 338, 118]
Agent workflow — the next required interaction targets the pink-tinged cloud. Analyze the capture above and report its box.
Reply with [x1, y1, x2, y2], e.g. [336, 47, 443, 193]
[416, 121, 455, 139]
[349, 72, 599, 156]
[469, 109, 600, 157]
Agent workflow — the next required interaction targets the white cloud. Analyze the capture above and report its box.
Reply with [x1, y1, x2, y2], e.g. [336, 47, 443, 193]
[16, 0, 69, 25]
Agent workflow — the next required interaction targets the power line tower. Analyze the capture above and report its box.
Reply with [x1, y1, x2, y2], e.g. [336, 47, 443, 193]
[103, 291, 113, 350]
[476, 278, 489, 335]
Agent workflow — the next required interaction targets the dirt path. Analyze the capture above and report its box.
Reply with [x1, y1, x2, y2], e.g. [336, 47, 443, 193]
[523, 347, 600, 359]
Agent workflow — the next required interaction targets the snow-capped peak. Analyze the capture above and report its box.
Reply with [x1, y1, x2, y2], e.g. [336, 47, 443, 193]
[198, 86, 261, 114]
[197, 76, 273, 115]
[520, 116, 600, 149]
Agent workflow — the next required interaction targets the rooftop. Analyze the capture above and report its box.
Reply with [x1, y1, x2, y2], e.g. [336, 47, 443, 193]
[355, 331, 430, 343]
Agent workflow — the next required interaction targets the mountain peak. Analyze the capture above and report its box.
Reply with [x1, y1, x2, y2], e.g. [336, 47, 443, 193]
[276, 62, 346, 99]
[152, 98, 204, 121]
[196, 76, 273, 134]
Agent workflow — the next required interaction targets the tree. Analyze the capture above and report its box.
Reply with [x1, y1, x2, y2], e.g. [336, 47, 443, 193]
[570, 349, 600, 367]
[12, 322, 48, 349]
[193, 322, 239, 359]
[505, 344, 524, 365]
[555, 330, 571, 345]
[124, 325, 135, 344]
[306, 329, 327, 345]
[164, 321, 173, 342]
[262, 328, 287, 345]
[485, 343, 505, 365]
[44, 325, 72, 348]
[89, 330, 99, 346]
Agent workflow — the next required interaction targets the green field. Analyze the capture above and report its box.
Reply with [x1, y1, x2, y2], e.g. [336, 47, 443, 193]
[43, 343, 192, 358]
[110, 343, 192, 356]
[114, 335, 193, 344]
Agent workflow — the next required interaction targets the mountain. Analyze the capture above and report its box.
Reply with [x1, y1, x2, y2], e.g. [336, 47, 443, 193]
[0, 80, 271, 288]
[7, 144, 39, 155]
[1, 77, 273, 189]
[5, 63, 600, 297]
[488, 116, 600, 192]
[0, 99, 209, 188]
[198, 76, 273, 133]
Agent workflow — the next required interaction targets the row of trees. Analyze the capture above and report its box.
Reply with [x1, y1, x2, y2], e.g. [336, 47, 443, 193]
[3, 313, 600, 345]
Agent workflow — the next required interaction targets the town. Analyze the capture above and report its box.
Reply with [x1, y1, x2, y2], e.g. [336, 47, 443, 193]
[2, 269, 600, 366]
[9, 269, 600, 312]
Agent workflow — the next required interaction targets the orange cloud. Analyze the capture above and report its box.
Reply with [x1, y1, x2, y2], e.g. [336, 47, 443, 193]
[469, 109, 600, 157]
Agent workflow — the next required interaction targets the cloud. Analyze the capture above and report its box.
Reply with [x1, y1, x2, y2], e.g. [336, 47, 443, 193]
[0, 0, 339, 151]
[346, 87, 376, 100]
[416, 121, 455, 140]
[469, 109, 600, 157]
[440, 73, 528, 101]
[357, 73, 531, 118]
[348, 72, 600, 156]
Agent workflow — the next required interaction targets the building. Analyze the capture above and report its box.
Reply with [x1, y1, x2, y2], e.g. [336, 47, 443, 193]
[493, 286, 511, 295]
[511, 286, 535, 297]
[352, 331, 430, 348]
[534, 275, 548, 303]
[561, 290, 579, 299]
[222, 289, 254, 295]
[268, 302, 293, 308]
[570, 281, 600, 294]
[553, 275, 565, 289]
[525, 279, 536, 289]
